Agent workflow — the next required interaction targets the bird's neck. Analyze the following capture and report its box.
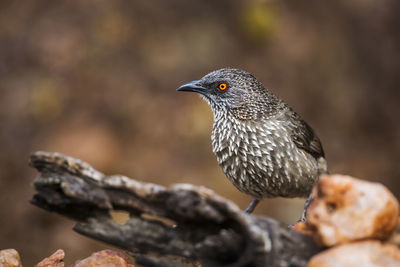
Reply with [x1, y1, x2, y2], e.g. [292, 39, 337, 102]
[212, 102, 285, 122]
[211, 111, 242, 153]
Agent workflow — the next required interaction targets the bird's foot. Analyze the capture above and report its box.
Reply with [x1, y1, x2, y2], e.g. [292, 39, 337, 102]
[244, 199, 260, 214]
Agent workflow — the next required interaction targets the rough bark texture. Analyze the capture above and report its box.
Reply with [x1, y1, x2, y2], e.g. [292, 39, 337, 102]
[30, 151, 321, 267]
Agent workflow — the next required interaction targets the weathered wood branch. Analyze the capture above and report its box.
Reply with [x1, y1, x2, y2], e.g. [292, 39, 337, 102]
[29, 151, 321, 267]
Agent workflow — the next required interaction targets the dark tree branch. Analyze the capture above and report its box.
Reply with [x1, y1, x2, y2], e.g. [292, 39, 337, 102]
[29, 151, 321, 267]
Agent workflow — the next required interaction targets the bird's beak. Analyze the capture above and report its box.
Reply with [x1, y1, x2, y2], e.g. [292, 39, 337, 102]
[176, 80, 207, 94]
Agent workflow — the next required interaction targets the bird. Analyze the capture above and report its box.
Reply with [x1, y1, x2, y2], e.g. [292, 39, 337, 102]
[177, 68, 327, 218]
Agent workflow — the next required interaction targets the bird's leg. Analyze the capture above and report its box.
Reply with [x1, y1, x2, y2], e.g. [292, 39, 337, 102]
[299, 195, 313, 222]
[244, 198, 260, 214]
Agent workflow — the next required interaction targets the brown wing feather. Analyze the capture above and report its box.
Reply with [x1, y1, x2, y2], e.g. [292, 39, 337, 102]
[283, 110, 325, 160]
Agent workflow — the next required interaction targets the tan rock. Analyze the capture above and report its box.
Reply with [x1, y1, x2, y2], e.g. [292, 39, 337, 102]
[35, 249, 65, 267]
[308, 240, 400, 267]
[307, 174, 399, 246]
[0, 249, 22, 267]
[71, 249, 134, 267]
[388, 218, 400, 247]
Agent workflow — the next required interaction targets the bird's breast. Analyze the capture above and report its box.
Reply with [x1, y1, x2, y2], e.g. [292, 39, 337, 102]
[211, 115, 319, 198]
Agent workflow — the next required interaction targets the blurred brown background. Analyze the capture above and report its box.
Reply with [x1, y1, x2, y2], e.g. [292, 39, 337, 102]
[0, 0, 399, 265]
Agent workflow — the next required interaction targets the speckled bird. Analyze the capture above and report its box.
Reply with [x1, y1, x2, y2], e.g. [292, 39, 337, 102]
[177, 68, 327, 216]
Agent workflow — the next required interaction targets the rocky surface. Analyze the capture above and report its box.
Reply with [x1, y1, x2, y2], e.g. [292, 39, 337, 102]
[33, 249, 135, 267]
[71, 249, 134, 267]
[9, 153, 398, 266]
[35, 249, 64, 267]
[308, 240, 400, 267]
[306, 174, 399, 246]
[0, 249, 22, 267]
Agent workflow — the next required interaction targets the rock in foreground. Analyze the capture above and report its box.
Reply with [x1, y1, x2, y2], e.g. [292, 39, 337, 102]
[307, 174, 399, 246]
[0, 249, 22, 267]
[35, 249, 64, 267]
[71, 249, 134, 267]
[308, 240, 400, 267]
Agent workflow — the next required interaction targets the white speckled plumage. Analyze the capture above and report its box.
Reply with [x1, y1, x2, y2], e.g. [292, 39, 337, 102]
[211, 110, 325, 198]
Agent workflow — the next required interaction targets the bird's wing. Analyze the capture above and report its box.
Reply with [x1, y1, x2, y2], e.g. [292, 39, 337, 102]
[282, 110, 325, 160]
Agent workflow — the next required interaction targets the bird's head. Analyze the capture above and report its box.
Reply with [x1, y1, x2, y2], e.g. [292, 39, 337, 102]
[177, 68, 281, 120]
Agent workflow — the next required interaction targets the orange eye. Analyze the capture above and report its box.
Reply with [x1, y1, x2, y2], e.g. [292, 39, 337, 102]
[218, 83, 228, 91]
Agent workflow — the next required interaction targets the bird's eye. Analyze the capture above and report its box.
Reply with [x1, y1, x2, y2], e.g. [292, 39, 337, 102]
[218, 83, 228, 91]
